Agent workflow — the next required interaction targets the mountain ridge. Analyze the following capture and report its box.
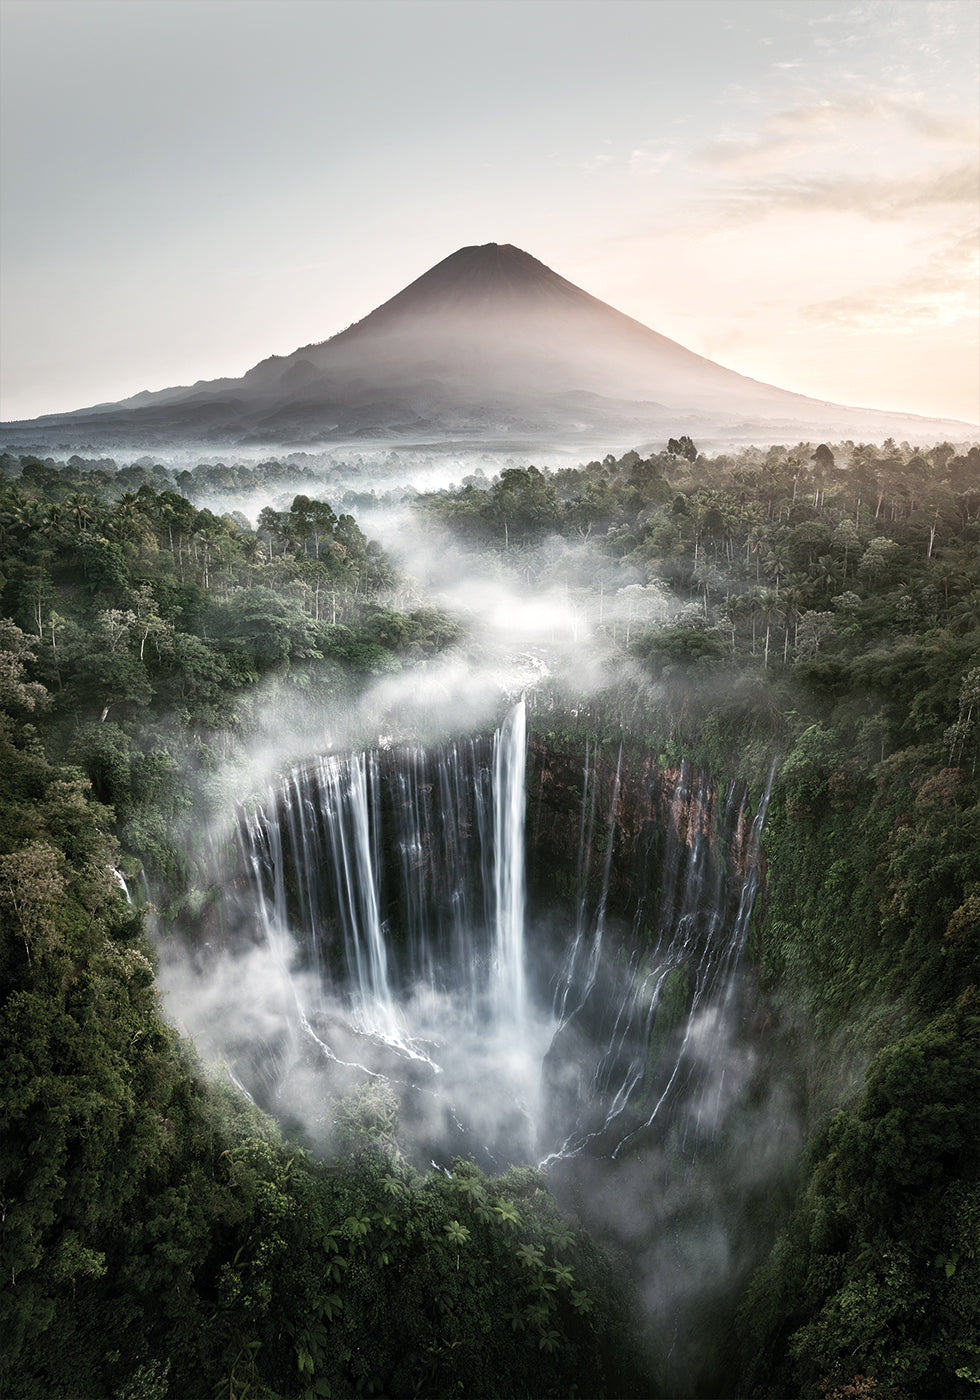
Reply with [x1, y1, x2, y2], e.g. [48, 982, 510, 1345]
[4, 243, 976, 449]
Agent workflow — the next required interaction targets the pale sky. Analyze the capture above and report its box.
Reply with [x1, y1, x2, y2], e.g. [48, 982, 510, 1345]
[1, 0, 978, 427]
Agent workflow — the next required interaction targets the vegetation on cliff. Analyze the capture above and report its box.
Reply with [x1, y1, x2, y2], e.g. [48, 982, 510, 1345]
[1, 435, 978, 1397]
[420, 436, 980, 1398]
[0, 617, 648, 1399]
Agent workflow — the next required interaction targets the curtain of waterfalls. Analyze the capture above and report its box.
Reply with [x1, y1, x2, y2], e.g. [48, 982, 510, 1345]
[224, 711, 772, 1166]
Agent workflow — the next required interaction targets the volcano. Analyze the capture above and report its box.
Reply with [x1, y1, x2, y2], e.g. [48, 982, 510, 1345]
[4, 243, 975, 448]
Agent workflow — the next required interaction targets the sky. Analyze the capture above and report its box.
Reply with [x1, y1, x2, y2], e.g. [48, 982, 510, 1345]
[1, 0, 978, 428]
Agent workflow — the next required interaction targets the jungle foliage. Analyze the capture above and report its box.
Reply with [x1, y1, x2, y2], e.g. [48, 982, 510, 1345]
[418, 436, 980, 1399]
[2, 435, 979, 1398]
[0, 610, 649, 1398]
[0, 464, 462, 906]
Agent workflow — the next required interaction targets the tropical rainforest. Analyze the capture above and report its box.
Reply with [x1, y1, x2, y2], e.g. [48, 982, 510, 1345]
[1, 435, 978, 1400]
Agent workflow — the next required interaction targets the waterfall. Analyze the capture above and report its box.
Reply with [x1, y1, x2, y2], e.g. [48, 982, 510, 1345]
[111, 866, 132, 902]
[211, 721, 772, 1168]
[491, 698, 527, 1030]
[324, 752, 398, 1036]
[552, 740, 621, 1028]
[536, 758, 773, 1166]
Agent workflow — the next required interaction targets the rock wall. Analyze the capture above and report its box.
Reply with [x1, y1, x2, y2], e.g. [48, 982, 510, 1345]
[526, 735, 756, 930]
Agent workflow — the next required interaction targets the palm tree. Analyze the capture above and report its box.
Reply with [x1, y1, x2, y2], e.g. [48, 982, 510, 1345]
[832, 519, 861, 580]
[113, 501, 149, 545]
[762, 543, 793, 597]
[950, 590, 980, 635]
[931, 558, 966, 610]
[781, 582, 805, 664]
[745, 527, 768, 583]
[721, 594, 742, 654]
[813, 554, 844, 602]
[64, 492, 98, 533]
[3, 497, 44, 539]
[756, 589, 780, 669]
[240, 534, 265, 567]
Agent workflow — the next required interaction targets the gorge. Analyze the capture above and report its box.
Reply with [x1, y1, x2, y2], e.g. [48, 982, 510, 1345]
[200, 704, 778, 1169]
[2, 436, 977, 1400]
[162, 699, 799, 1392]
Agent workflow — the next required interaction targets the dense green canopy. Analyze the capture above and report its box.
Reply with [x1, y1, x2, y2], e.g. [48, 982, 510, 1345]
[1, 436, 978, 1397]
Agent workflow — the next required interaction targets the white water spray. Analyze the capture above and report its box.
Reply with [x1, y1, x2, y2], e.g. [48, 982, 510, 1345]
[207, 723, 774, 1169]
[491, 698, 527, 1031]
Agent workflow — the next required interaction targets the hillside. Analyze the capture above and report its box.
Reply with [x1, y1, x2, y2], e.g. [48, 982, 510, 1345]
[1, 436, 978, 1398]
[4, 245, 976, 450]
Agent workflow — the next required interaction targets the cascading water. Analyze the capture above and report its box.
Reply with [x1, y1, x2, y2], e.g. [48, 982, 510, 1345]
[491, 699, 527, 1032]
[177, 715, 787, 1395]
[208, 706, 773, 1171]
[539, 756, 776, 1164]
[228, 701, 547, 1161]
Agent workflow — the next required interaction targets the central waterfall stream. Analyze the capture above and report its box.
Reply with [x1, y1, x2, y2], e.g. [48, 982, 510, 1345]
[205, 702, 775, 1174]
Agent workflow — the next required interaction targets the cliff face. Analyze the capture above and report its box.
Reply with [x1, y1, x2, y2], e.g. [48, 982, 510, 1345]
[525, 735, 758, 932]
[213, 733, 766, 980]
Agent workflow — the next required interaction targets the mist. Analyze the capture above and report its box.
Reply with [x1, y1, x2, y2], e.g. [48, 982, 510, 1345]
[76, 410, 950, 1397]
[146, 467, 806, 1387]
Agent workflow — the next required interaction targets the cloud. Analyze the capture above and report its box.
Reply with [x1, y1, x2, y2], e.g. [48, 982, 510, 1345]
[705, 161, 979, 222]
[800, 227, 980, 331]
[697, 96, 980, 194]
[580, 141, 616, 175]
[627, 142, 674, 179]
[700, 95, 978, 172]
[698, 90, 979, 229]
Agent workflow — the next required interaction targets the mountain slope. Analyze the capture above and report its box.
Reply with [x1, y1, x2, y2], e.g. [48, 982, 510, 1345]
[4, 244, 976, 448]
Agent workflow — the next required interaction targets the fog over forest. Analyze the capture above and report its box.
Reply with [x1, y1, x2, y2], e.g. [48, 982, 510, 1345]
[2, 427, 978, 1400]
[3, 0, 978, 1384]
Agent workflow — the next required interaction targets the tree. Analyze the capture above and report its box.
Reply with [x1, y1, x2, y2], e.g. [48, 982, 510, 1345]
[632, 618, 728, 678]
[0, 620, 48, 715]
[489, 466, 561, 545]
[211, 587, 321, 670]
[63, 491, 99, 533]
[857, 537, 898, 585]
[667, 436, 698, 463]
[945, 666, 980, 768]
[0, 842, 65, 963]
[75, 532, 130, 597]
[752, 588, 780, 668]
[288, 494, 339, 560]
[794, 610, 835, 662]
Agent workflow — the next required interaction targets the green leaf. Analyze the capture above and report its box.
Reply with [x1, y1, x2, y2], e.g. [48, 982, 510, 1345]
[445, 1219, 471, 1246]
[516, 1242, 544, 1269]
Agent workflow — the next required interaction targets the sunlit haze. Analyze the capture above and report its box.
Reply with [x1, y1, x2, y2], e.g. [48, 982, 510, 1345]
[1, 0, 977, 427]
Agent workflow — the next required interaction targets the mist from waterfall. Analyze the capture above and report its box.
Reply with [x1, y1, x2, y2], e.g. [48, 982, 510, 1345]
[219, 700, 548, 1163]
[168, 702, 777, 1180]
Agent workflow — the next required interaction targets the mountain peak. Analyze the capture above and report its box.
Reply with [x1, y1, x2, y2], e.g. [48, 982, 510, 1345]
[4, 242, 974, 448]
[329, 242, 601, 342]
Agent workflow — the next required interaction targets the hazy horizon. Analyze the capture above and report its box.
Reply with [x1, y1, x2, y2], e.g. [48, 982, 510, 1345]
[1, 0, 978, 430]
